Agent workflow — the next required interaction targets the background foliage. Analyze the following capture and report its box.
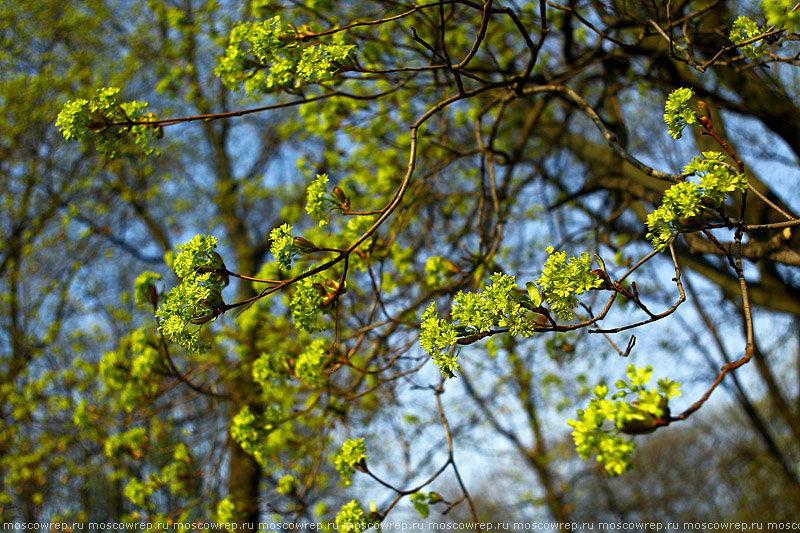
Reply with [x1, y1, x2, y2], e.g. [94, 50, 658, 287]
[3, 0, 800, 526]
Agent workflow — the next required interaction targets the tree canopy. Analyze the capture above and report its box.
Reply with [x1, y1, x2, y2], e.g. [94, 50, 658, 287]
[3, 0, 800, 527]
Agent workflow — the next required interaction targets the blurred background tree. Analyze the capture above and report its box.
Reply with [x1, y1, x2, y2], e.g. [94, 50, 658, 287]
[2, 0, 799, 526]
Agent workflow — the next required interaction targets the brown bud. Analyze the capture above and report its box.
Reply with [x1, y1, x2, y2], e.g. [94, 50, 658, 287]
[590, 269, 613, 290]
[620, 400, 670, 435]
[210, 251, 225, 269]
[697, 100, 710, 119]
[205, 289, 225, 308]
[293, 237, 317, 253]
[312, 283, 328, 296]
[332, 186, 347, 204]
[332, 187, 350, 210]
[320, 293, 335, 308]
[364, 512, 383, 525]
[456, 333, 483, 345]
[675, 216, 704, 232]
[147, 285, 158, 306]
[619, 417, 659, 435]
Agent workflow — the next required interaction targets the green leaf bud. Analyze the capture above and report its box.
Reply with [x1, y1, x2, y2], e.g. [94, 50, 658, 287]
[190, 308, 217, 325]
[410, 492, 430, 519]
[203, 289, 225, 308]
[526, 281, 542, 308]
